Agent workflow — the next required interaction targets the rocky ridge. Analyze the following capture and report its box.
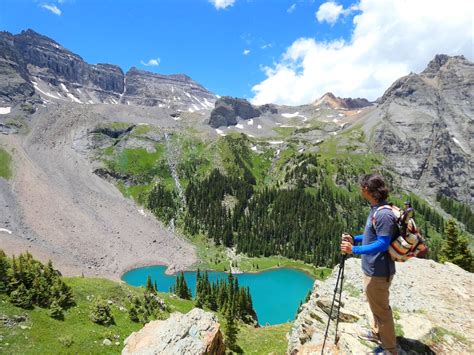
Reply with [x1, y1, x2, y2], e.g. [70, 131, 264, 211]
[288, 257, 473, 354]
[0, 29, 216, 111]
[313, 92, 372, 110]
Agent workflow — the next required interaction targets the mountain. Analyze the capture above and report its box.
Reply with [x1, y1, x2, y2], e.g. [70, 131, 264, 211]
[312, 92, 372, 110]
[363, 55, 473, 204]
[0, 29, 216, 111]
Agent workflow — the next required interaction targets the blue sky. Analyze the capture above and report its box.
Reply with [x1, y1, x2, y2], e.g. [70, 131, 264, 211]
[1, 0, 357, 99]
[1, 0, 473, 105]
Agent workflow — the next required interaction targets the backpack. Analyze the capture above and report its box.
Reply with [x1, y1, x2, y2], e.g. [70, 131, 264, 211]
[372, 204, 429, 262]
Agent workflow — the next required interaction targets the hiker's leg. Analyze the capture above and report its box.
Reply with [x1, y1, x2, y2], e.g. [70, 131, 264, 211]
[364, 275, 397, 354]
[364, 275, 379, 334]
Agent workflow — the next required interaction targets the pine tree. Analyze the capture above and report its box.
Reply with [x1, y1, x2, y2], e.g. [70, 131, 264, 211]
[145, 276, 156, 294]
[0, 250, 10, 293]
[10, 283, 33, 309]
[90, 298, 114, 326]
[49, 299, 64, 320]
[129, 306, 140, 322]
[440, 220, 474, 272]
[224, 307, 239, 350]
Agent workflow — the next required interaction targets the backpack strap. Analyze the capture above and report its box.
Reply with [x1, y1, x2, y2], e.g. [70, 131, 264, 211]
[371, 205, 393, 231]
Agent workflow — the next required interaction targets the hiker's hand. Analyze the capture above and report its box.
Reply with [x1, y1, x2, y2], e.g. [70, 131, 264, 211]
[340, 241, 353, 255]
[341, 233, 353, 244]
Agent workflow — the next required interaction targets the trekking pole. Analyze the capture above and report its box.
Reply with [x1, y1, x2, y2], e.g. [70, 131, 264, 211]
[321, 254, 346, 355]
[334, 255, 345, 344]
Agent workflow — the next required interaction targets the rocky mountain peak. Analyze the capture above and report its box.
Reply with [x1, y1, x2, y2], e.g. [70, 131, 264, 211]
[313, 92, 371, 110]
[421, 54, 467, 78]
[208, 96, 261, 128]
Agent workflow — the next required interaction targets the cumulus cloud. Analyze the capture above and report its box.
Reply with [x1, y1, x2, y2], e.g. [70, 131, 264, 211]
[316, 1, 343, 24]
[243, 49, 251, 56]
[209, 0, 235, 10]
[41, 4, 62, 15]
[140, 58, 160, 66]
[251, 0, 474, 105]
[287, 3, 296, 13]
[261, 43, 272, 50]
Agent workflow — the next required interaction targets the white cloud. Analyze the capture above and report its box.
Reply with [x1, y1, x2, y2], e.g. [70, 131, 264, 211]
[316, 1, 343, 24]
[140, 58, 160, 66]
[243, 49, 251, 55]
[209, 0, 235, 10]
[287, 3, 296, 13]
[261, 43, 272, 50]
[251, 0, 474, 106]
[41, 4, 62, 15]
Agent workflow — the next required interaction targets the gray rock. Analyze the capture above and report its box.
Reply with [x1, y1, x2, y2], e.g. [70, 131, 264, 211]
[209, 96, 261, 128]
[371, 54, 473, 203]
[122, 308, 226, 355]
[103, 339, 112, 346]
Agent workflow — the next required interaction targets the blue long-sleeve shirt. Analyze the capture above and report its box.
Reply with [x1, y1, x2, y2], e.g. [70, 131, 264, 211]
[352, 235, 391, 254]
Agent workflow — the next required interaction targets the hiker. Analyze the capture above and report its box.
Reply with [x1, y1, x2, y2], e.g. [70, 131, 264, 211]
[340, 173, 398, 354]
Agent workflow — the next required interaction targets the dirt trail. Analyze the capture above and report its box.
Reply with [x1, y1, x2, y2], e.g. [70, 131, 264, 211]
[0, 104, 197, 279]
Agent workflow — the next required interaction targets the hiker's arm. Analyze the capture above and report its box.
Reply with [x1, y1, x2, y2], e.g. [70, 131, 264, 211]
[352, 236, 391, 254]
[353, 234, 363, 243]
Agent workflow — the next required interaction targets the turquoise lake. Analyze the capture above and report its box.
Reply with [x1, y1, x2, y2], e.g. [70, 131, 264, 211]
[122, 266, 315, 325]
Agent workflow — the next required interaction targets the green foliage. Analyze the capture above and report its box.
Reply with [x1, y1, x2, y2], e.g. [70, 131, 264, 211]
[440, 220, 473, 272]
[225, 306, 239, 350]
[90, 297, 115, 326]
[170, 272, 192, 300]
[0, 251, 75, 312]
[437, 193, 474, 233]
[147, 183, 179, 224]
[9, 283, 33, 309]
[0, 147, 12, 179]
[194, 270, 257, 324]
[58, 335, 74, 348]
[49, 300, 64, 320]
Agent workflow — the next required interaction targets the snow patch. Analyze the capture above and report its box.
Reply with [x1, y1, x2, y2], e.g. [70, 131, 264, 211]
[269, 141, 284, 145]
[332, 119, 339, 123]
[236, 124, 244, 129]
[216, 129, 224, 135]
[453, 137, 461, 145]
[77, 88, 82, 94]
[0, 228, 12, 234]
[247, 119, 254, 125]
[326, 115, 334, 118]
[67, 93, 82, 103]
[276, 149, 280, 156]
[338, 113, 344, 117]
[251, 146, 257, 151]
[257, 124, 262, 129]
[60, 83, 69, 92]
[281, 112, 299, 118]
[357, 110, 362, 114]
[298, 148, 305, 153]
[331, 132, 338, 136]
[0, 107, 11, 115]
[138, 209, 146, 216]
[185, 92, 192, 98]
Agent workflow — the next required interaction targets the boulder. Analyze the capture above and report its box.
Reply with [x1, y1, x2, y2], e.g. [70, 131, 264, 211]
[122, 308, 225, 355]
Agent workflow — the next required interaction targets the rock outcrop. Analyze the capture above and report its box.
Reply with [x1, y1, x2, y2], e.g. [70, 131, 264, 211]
[288, 257, 474, 354]
[209, 96, 262, 128]
[122, 308, 226, 355]
[122, 67, 216, 111]
[370, 54, 473, 204]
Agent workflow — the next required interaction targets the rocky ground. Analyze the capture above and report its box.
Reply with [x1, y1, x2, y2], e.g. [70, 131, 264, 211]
[288, 257, 474, 354]
[0, 102, 199, 279]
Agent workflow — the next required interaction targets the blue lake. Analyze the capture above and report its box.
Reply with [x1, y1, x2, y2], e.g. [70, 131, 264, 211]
[122, 266, 315, 325]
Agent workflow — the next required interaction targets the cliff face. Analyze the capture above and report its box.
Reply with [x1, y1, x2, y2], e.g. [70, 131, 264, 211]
[369, 55, 473, 204]
[288, 258, 474, 354]
[0, 29, 215, 110]
[123, 67, 216, 111]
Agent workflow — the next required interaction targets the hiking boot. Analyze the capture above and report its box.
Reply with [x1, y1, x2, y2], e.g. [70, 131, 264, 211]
[358, 330, 382, 344]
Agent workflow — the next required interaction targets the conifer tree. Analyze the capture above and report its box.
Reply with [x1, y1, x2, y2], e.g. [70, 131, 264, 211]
[440, 220, 474, 272]
[10, 283, 33, 309]
[49, 299, 64, 320]
[90, 298, 114, 326]
[224, 307, 239, 350]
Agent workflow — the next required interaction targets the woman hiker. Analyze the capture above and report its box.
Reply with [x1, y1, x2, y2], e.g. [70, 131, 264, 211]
[340, 173, 398, 354]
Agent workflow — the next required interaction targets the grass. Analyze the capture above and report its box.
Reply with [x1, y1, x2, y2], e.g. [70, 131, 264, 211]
[238, 255, 331, 280]
[343, 282, 362, 298]
[422, 327, 469, 347]
[0, 276, 292, 354]
[0, 277, 194, 354]
[0, 147, 12, 179]
[189, 233, 230, 272]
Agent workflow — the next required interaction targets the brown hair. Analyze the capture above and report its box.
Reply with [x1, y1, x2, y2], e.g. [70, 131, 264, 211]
[359, 174, 389, 202]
